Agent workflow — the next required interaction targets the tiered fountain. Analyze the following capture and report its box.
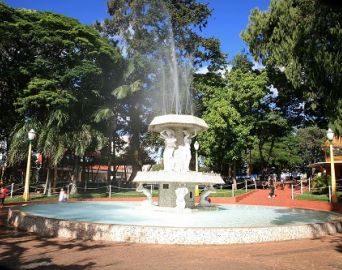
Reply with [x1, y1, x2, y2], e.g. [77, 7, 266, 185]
[131, 9, 224, 208]
[7, 3, 341, 245]
[133, 114, 224, 209]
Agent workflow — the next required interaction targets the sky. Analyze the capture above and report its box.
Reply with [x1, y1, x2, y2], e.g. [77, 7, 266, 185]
[2, 0, 270, 62]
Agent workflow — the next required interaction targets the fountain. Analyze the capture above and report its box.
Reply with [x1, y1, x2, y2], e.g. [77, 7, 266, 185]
[6, 3, 342, 245]
[130, 5, 224, 208]
[133, 114, 224, 208]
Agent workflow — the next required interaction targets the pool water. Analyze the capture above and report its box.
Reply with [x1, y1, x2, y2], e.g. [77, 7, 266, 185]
[19, 202, 340, 228]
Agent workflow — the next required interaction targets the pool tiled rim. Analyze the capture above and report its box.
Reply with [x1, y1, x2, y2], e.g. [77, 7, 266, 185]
[8, 207, 342, 245]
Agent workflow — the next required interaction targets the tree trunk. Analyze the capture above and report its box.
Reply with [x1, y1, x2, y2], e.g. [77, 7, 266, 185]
[70, 157, 80, 195]
[43, 168, 51, 196]
[128, 104, 142, 183]
[228, 162, 237, 189]
[53, 166, 57, 188]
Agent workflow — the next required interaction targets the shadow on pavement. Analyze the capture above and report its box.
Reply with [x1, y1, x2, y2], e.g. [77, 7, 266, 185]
[0, 207, 105, 269]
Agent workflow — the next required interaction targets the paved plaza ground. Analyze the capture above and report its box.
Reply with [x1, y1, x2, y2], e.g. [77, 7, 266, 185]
[1, 187, 342, 270]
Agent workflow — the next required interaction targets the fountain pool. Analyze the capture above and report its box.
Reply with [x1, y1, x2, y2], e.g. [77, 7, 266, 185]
[8, 201, 342, 245]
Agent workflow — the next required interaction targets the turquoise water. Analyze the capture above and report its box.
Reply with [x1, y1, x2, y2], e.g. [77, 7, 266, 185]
[19, 202, 340, 228]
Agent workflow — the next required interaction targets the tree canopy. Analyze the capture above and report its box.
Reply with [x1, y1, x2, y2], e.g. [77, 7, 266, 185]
[0, 3, 123, 191]
[242, 0, 342, 133]
[96, 0, 227, 177]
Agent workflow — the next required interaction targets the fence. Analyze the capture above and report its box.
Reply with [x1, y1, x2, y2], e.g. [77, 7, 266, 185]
[231, 179, 257, 197]
[291, 178, 342, 203]
[3, 181, 158, 199]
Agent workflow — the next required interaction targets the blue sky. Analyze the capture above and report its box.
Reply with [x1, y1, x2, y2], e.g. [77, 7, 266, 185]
[2, 0, 270, 61]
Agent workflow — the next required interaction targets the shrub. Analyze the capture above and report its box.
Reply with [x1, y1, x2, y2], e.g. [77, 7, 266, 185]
[312, 174, 331, 194]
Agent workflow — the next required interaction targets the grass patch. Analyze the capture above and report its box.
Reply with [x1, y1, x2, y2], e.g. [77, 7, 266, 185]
[296, 191, 342, 202]
[6, 194, 58, 203]
[209, 189, 250, 197]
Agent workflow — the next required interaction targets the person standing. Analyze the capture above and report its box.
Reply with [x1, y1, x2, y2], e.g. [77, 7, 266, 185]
[268, 178, 276, 198]
[58, 188, 67, 202]
[0, 184, 9, 208]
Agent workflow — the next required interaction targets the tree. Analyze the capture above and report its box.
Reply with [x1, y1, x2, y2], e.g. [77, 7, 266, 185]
[251, 133, 303, 178]
[2, 3, 123, 192]
[197, 55, 268, 178]
[99, 0, 227, 179]
[252, 111, 291, 177]
[242, 0, 342, 133]
[296, 126, 325, 165]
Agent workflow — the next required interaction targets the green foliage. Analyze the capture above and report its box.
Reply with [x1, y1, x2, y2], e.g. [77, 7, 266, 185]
[312, 174, 331, 194]
[1, 3, 123, 172]
[296, 126, 325, 164]
[197, 56, 269, 173]
[103, 0, 226, 70]
[15, 78, 77, 115]
[296, 192, 329, 202]
[252, 133, 303, 172]
[242, 0, 342, 133]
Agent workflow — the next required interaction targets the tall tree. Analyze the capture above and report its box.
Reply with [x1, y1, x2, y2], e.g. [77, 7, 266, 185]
[197, 55, 268, 177]
[242, 0, 342, 133]
[1, 3, 123, 192]
[99, 0, 227, 179]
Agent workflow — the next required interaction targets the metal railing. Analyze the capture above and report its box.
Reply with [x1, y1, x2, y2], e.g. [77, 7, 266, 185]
[231, 179, 257, 197]
[291, 178, 337, 203]
[4, 181, 146, 200]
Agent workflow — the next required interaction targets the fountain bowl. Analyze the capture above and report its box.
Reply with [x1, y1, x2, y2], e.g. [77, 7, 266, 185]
[8, 201, 342, 245]
[148, 114, 208, 134]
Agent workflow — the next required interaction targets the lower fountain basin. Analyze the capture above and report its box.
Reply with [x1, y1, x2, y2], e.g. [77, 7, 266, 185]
[8, 202, 342, 245]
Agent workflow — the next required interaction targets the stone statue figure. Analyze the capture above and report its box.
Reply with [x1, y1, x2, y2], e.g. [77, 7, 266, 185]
[174, 130, 195, 172]
[199, 185, 216, 207]
[160, 129, 177, 171]
[136, 183, 152, 205]
[182, 130, 195, 171]
[175, 186, 189, 209]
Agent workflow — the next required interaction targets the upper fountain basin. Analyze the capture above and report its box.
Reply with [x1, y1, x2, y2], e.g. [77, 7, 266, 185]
[148, 114, 208, 133]
[133, 171, 224, 184]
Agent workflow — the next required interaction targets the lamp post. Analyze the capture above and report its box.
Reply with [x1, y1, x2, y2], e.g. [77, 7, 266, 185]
[23, 129, 36, 201]
[194, 141, 199, 172]
[326, 128, 337, 203]
[194, 141, 200, 197]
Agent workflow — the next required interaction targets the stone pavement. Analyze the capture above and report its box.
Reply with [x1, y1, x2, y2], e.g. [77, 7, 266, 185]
[1, 190, 342, 270]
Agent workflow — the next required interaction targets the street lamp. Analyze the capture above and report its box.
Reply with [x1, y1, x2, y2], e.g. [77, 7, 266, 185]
[326, 128, 337, 203]
[23, 129, 36, 201]
[194, 141, 199, 172]
[194, 141, 200, 197]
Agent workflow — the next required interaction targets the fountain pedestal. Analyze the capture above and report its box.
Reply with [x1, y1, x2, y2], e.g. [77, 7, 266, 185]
[134, 170, 224, 208]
